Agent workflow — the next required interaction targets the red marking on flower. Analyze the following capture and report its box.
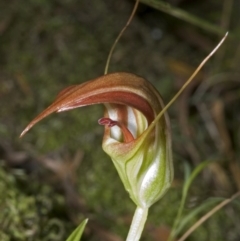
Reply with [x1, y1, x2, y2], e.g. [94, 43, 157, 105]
[98, 117, 134, 143]
[20, 73, 161, 138]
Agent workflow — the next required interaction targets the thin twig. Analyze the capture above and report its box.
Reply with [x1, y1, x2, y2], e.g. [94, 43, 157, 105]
[146, 33, 228, 135]
[104, 0, 140, 75]
[178, 191, 240, 241]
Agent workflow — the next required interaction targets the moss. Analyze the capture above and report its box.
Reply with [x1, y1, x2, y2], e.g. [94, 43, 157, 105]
[0, 163, 73, 240]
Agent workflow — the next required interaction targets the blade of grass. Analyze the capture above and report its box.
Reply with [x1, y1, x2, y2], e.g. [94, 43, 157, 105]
[174, 197, 224, 237]
[138, 0, 226, 36]
[178, 191, 240, 241]
[168, 160, 213, 241]
[183, 162, 191, 183]
[66, 219, 88, 241]
[146, 32, 228, 136]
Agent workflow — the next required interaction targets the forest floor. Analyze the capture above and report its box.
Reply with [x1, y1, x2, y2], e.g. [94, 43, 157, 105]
[0, 0, 240, 240]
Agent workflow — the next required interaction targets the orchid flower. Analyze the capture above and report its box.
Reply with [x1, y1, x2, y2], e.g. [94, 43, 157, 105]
[21, 72, 173, 241]
[20, 31, 227, 240]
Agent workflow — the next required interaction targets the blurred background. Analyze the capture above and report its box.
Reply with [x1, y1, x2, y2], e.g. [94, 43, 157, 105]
[0, 0, 240, 240]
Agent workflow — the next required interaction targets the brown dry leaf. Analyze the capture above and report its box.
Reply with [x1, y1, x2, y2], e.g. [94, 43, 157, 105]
[0, 16, 11, 35]
[229, 161, 240, 190]
[198, 102, 222, 151]
[167, 59, 204, 81]
[149, 225, 176, 241]
[210, 99, 240, 190]
[208, 162, 232, 193]
[39, 149, 84, 183]
[0, 141, 28, 166]
[176, 87, 201, 165]
[91, 223, 123, 241]
[38, 150, 87, 220]
[211, 99, 233, 156]
[15, 73, 33, 96]
[175, 27, 213, 53]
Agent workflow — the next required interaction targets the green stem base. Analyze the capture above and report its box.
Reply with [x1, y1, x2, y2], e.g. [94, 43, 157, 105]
[126, 206, 148, 241]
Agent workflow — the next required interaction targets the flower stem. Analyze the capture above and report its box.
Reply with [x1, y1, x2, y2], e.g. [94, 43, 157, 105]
[126, 206, 148, 241]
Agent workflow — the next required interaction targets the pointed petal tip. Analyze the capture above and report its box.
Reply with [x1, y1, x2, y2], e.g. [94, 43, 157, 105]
[20, 126, 31, 138]
[19, 130, 26, 138]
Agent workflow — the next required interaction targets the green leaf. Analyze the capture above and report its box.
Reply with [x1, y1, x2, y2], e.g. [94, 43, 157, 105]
[174, 197, 224, 236]
[66, 219, 88, 241]
[182, 160, 212, 199]
[169, 160, 213, 241]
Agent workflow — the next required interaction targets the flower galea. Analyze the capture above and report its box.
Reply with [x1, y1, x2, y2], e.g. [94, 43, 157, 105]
[21, 72, 173, 209]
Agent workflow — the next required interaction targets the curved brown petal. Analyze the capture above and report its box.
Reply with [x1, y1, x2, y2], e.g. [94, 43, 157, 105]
[20, 72, 163, 137]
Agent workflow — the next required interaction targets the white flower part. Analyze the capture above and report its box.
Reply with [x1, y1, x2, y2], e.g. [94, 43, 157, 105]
[105, 104, 122, 142]
[127, 106, 137, 139]
[143, 162, 158, 186]
[127, 106, 148, 139]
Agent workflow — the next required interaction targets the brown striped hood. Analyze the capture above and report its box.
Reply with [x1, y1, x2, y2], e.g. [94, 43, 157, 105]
[21, 72, 173, 208]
